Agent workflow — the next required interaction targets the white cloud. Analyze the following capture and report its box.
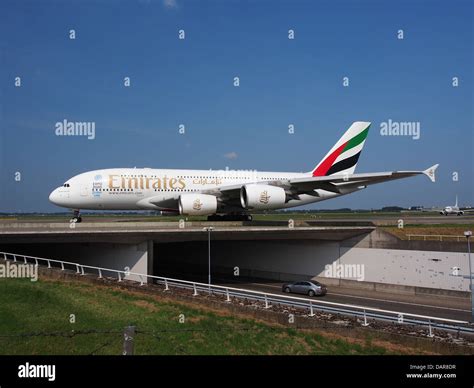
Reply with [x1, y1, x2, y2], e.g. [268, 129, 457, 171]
[163, 0, 178, 9]
[224, 152, 238, 160]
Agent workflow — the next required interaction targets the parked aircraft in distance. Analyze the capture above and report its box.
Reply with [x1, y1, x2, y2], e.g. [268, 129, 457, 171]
[438, 196, 470, 216]
[49, 121, 439, 222]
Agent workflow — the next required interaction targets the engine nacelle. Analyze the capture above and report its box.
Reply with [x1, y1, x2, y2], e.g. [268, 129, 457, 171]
[178, 194, 217, 216]
[240, 184, 286, 210]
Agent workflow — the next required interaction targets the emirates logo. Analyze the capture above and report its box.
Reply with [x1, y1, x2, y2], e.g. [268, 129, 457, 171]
[259, 191, 271, 204]
[193, 199, 203, 211]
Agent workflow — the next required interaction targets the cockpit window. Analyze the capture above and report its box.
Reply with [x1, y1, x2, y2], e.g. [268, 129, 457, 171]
[63, 183, 71, 187]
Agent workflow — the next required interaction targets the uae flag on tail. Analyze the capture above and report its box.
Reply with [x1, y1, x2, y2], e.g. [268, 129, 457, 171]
[312, 122, 370, 177]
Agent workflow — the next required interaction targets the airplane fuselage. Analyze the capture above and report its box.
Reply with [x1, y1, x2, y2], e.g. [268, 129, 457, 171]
[49, 168, 352, 213]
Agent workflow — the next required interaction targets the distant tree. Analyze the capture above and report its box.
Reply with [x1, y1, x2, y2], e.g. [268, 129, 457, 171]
[381, 206, 405, 212]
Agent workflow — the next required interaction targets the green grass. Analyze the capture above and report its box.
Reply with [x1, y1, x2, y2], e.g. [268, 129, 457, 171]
[0, 278, 396, 355]
[381, 223, 474, 229]
[381, 224, 474, 239]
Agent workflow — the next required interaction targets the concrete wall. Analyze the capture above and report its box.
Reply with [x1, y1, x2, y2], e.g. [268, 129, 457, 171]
[316, 247, 469, 292]
[0, 242, 150, 282]
[155, 239, 469, 292]
[342, 228, 469, 253]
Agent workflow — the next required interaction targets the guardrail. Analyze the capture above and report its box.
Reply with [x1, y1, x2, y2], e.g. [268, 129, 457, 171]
[1, 251, 473, 336]
[407, 234, 465, 242]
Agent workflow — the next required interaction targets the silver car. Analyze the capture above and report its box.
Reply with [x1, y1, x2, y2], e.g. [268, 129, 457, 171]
[282, 281, 327, 297]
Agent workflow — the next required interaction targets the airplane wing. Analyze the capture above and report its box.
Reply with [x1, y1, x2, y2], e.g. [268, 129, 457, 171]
[137, 196, 180, 212]
[203, 164, 439, 200]
[420, 207, 444, 212]
[141, 164, 438, 211]
[288, 164, 439, 194]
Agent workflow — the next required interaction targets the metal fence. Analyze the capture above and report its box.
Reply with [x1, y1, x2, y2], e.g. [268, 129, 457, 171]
[407, 234, 465, 242]
[1, 251, 473, 336]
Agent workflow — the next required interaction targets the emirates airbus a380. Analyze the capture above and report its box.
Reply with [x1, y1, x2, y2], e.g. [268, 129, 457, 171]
[49, 122, 439, 222]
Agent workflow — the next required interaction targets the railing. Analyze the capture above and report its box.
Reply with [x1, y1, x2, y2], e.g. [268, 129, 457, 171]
[1, 251, 473, 336]
[407, 234, 465, 242]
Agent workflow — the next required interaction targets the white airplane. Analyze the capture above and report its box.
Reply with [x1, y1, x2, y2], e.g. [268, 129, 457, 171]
[439, 196, 464, 216]
[49, 121, 439, 222]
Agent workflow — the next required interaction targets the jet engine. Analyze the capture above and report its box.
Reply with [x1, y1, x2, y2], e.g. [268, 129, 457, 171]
[178, 194, 218, 216]
[240, 184, 286, 210]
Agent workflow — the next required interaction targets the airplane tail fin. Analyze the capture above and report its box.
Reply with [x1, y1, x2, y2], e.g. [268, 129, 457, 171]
[311, 121, 371, 177]
[455, 195, 458, 208]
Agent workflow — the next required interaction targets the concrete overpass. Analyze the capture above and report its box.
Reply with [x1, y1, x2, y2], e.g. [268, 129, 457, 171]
[0, 220, 470, 294]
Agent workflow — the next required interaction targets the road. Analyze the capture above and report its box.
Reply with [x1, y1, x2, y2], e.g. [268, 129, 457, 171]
[216, 279, 472, 322]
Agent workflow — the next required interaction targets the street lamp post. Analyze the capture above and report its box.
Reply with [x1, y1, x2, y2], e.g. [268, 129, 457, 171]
[464, 230, 473, 322]
[203, 226, 214, 293]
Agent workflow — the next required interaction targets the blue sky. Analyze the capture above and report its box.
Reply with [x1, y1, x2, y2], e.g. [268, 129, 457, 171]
[0, 0, 472, 212]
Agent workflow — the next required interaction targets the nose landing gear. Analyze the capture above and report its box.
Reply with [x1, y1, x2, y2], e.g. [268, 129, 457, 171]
[70, 210, 82, 223]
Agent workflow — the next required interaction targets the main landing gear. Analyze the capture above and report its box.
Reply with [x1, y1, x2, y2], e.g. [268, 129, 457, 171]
[70, 210, 82, 223]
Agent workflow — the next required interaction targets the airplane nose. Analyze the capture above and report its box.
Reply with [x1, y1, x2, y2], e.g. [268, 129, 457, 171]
[49, 188, 60, 205]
